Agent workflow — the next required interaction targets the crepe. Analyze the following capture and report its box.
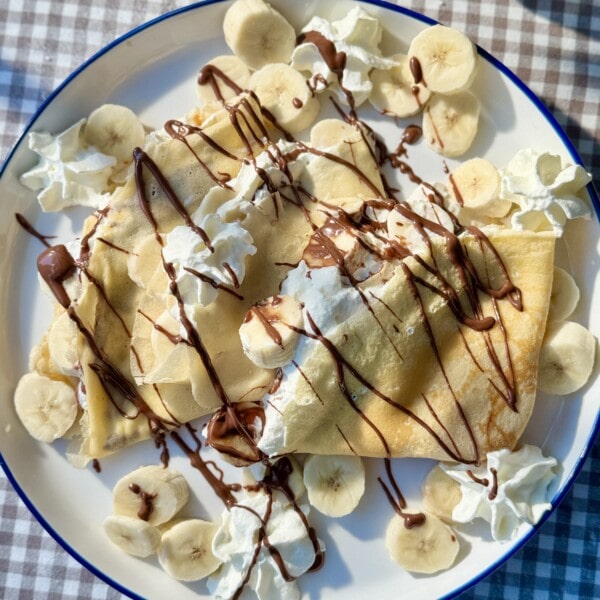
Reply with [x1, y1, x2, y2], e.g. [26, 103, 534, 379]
[35, 96, 312, 459]
[259, 229, 556, 463]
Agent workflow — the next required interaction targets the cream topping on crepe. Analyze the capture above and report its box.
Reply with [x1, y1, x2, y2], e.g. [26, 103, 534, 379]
[163, 213, 256, 308]
[440, 444, 557, 541]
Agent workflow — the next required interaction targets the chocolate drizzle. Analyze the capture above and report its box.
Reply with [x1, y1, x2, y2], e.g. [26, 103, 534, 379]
[15, 213, 54, 247]
[129, 483, 157, 521]
[379, 459, 426, 529]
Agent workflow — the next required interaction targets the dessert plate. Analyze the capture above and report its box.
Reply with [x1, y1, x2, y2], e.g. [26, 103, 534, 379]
[0, 0, 598, 598]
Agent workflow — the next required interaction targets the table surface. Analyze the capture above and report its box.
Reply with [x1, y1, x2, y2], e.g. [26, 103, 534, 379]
[1, 0, 599, 598]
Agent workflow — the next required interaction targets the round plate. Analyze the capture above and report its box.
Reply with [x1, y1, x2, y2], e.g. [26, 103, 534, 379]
[1, 1, 599, 598]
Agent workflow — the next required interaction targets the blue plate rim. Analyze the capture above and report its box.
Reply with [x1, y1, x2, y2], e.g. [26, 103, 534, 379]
[1, 0, 598, 599]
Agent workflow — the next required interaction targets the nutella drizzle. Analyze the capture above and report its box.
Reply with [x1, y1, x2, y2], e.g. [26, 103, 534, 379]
[488, 467, 499, 500]
[129, 483, 157, 521]
[15, 213, 54, 247]
[466, 469, 489, 487]
[409, 56, 424, 85]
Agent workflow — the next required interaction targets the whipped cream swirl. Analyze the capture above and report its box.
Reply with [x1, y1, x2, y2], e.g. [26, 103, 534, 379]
[292, 6, 395, 107]
[20, 119, 116, 212]
[440, 444, 557, 542]
[208, 490, 320, 600]
[500, 149, 592, 236]
[163, 213, 256, 308]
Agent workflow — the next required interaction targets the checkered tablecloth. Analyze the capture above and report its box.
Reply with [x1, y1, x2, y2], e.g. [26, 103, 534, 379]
[1, 0, 599, 598]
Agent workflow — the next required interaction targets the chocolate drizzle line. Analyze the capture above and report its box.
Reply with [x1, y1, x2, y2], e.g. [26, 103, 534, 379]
[466, 469, 489, 487]
[15, 213, 55, 247]
[129, 483, 157, 521]
[488, 467, 499, 500]
[378, 459, 426, 529]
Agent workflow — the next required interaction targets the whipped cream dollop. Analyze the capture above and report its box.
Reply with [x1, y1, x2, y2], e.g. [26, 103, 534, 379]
[440, 444, 557, 542]
[162, 213, 256, 308]
[282, 262, 363, 334]
[292, 6, 395, 107]
[208, 490, 320, 600]
[259, 263, 367, 455]
[20, 119, 117, 212]
[163, 139, 308, 310]
[500, 149, 592, 236]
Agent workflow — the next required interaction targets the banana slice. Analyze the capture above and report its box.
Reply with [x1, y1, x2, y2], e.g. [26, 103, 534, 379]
[47, 309, 80, 377]
[249, 63, 320, 133]
[548, 267, 580, 321]
[84, 104, 146, 163]
[113, 465, 189, 526]
[422, 91, 480, 158]
[223, 0, 296, 70]
[407, 24, 478, 95]
[369, 54, 431, 118]
[310, 119, 365, 150]
[239, 295, 304, 369]
[103, 515, 161, 558]
[537, 320, 596, 395]
[385, 512, 460, 574]
[303, 454, 365, 517]
[449, 157, 511, 217]
[14, 372, 78, 443]
[421, 464, 462, 522]
[158, 519, 221, 581]
[196, 55, 251, 104]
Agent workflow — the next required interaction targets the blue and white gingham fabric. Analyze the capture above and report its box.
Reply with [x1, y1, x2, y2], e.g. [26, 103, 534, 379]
[1, 1, 598, 598]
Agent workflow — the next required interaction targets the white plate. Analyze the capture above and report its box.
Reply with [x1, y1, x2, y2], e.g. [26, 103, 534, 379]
[1, 1, 599, 598]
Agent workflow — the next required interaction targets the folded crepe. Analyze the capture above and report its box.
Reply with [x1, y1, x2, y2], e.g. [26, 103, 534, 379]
[259, 229, 556, 463]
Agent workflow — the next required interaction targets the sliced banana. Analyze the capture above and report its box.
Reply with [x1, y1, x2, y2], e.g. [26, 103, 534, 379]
[239, 295, 304, 369]
[449, 157, 511, 217]
[303, 454, 365, 517]
[103, 514, 161, 558]
[158, 518, 221, 581]
[249, 63, 320, 133]
[422, 91, 480, 158]
[421, 464, 462, 522]
[196, 55, 251, 104]
[537, 320, 596, 395]
[385, 512, 460, 574]
[113, 465, 189, 526]
[548, 266, 580, 321]
[223, 0, 296, 70]
[47, 309, 80, 377]
[14, 372, 78, 443]
[369, 54, 431, 118]
[408, 24, 478, 95]
[84, 104, 146, 163]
